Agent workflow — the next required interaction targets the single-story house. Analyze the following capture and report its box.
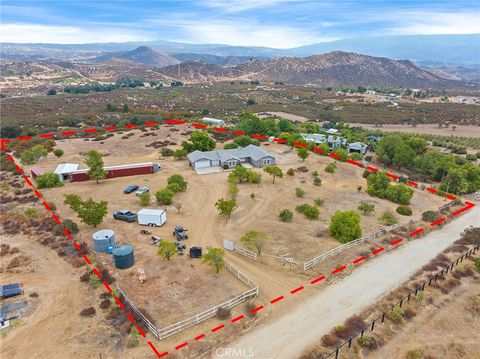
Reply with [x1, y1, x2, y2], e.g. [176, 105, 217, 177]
[54, 163, 79, 181]
[300, 133, 346, 148]
[202, 117, 225, 126]
[188, 144, 276, 169]
[366, 135, 381, 142]
[348, 142, 368, 155]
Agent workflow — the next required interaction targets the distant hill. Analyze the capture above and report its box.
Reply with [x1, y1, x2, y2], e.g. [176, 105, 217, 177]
[159, 51, 461, 88]
[92, 46, 180, 67]
[171, 53, 265, 66]
[2, 34, 479, 65]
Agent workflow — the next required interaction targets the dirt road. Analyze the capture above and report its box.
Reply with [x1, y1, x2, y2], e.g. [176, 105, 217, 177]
[214, 204, 479, 359]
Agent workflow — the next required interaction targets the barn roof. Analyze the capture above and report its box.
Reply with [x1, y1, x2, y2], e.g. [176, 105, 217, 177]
[54, 163, 79, 175]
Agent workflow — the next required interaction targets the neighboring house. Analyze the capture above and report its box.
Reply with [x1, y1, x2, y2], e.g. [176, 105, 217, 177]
[300, 133, 346, 148]
[201, 117, 225, 126]
[366, 135, 381, 142]
[187, 144, 276, 169]
[348, 142, 368, 155]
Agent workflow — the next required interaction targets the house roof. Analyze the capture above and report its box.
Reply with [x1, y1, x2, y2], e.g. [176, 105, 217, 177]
[54, 163, 79, 175]
[348, 142, 368, 150]
[188, 144, 274, 163]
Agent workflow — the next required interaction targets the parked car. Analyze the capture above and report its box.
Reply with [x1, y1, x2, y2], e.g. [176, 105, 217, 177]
[124, 184, 139, 194]
[136, 187, 149, 196]
[113, 210, 137, 222]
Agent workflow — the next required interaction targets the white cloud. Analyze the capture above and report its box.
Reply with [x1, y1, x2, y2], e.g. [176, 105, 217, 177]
[386, 12, 480, 35]
[201, 0, 291, 13]
[149, 18, 334, 47]
[0, 23, 153, 44]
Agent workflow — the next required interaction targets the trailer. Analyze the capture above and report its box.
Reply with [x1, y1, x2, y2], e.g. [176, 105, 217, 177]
[137, 209, 167, 227]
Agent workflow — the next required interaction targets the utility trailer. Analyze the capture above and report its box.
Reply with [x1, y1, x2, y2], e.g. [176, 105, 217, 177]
[137, 209, 167, 227]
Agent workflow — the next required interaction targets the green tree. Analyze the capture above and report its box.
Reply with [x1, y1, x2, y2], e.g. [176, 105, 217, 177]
[167, 174, 188, 191]
[376, 135, 403, 166]
[47, 88, 57, 96]
[406, 137, 428, 155]
[295, 187, 305, 197]
[233, 136, 260, 147]
[278, 119, 294, 132]
[240, 231, 268, 255]
[202, 248, 225, 273]
[20, 150, 35, 164]
[332, 148, 348, 162]
[35, 172, 63, 189]
[215, 198, 236, 221]
[166, 183, 181, 193]
[122, 104, 129, 113]
[53, 149, 64, 158]
[140, 192, 151, 206]
[182, 131, 216, 152]
[385, 184, 414, 204]
[84, 150, 107, 183]
[367, 172, 391, 198]
[156, 188, 174, 205]
[329, 210, 362, 243]
[157, 241, 178, 261]
[31, 144, 48, 160]
[64, 195, 108, 227]
[247, 171, 262, 185]
[173, 149, 188, 160]
[297, 147, 309, 162]
[279, 209, 293, 222]
[246, 98, 256, 106]
[264, 166, 283, 184]
[358, 201, 375, 215]
[229, 165, 250, 183]
[224, 143, 239, 149]
[392, 142, 415, 169]
[325, 162, 337, 173]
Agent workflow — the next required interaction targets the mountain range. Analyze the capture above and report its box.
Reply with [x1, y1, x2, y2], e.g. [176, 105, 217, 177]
[2, 34, 479, 65]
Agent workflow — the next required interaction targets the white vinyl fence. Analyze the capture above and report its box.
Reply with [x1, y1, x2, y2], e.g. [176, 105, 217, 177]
[303, 221, 414, 271]
[117, 261, 258, 340]
[224, 239, 257, 260]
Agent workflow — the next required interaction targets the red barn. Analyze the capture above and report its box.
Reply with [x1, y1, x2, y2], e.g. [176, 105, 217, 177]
[69, 162, 160, 182]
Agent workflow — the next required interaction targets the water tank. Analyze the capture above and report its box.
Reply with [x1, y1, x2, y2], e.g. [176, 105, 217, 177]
[113, 245, 134, 269]
[92, 230, 116, 253]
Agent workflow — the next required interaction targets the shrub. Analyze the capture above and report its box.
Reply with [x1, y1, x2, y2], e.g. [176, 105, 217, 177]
[166, 183, 181, 193]
[358, 201, 375, 215]
[295, 187, 305, 197]
[321, 333, 339, 346]
[127, 328, 140, 348]
[324, 162, 336, 173]
[312, 171, 319, 177]
[296, 204, 319, 220]
[47, 202, 56, 210]
[156, 188, 174, 205]
[349, 152, 364, 161]
[314, 198, 324, 206]
[161, 147, 174, 156]
[53, 149, 64, 157]
[279, 209, 293, 222]
[80, 307, 96, 317]
[35, 172, 63, 189]
[313, 177, 322, 186]
[287, 168, 295, 176]
[422, 210, 439, 222]
[396, 205, 412, 216]
[406, 349, 422, 359]
[385, 184, 414, 205]
[329, 210, 362, 243]
[216, 307, 231, 320]
[53, 219, 79, 236]
[475, 257, 480, 273]
[466, 154, 477, 161]
[379, 211, 397, 225]
[357, 185, 362, 192]
[139, 192, 151, 206]
[167, 174, 188, 191]
[99, 299, 111, 309]
[358, 335, 376, 349]
[386, 306, 405, 323]
[24, 207, 39, 217]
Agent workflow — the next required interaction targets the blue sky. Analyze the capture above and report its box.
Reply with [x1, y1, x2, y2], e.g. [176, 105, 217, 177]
[1, 1, 479, 47]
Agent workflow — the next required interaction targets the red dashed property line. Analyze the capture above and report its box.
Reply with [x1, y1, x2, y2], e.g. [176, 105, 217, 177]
[353, 256, 366, 265]
[211, 324, 225, 332]
[371, 247, 385, 255]
[332, 265, 347, 274]
[409, 228, 425, 237]
[230, 315, 245, 323]
[290, 286, 305, 294]
[426, 187, 438, 194]
[148, 341, 168, 358]
[175, 342, 188, 350]
[386, 172, 399, 180]
[310, 275, 326, 285]
[366, 165, 378, 172]
[430, 218, 446, 227]
[250, 305, 265, 314]
[194, 333, 206, 341]
[270, 296, 285, 304]
[406, 180, 418, 187]
[391, 238, 403, 246]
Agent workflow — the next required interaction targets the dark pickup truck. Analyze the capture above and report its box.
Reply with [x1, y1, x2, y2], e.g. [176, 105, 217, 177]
[113, 210, 137, 222]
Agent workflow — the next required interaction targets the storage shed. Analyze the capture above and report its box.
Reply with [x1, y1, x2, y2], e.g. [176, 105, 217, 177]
[54, 163, 79, 181]
[113, 245, 135, 269]
[92, 229, 116, 252]
[70, 162, 161, 182]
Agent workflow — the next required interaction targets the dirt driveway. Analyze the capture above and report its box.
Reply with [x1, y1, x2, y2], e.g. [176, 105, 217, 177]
[213, 203, 480, 359]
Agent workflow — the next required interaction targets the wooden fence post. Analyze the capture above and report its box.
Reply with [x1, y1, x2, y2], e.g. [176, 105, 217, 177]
[371, 320, 375, 331]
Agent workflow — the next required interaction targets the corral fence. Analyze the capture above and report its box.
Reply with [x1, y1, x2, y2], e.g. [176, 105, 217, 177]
[224, 239, 257, 260]
[117, 260, 258, 340]
[321, 245, 480, 359]
[303, 221, 414, 271]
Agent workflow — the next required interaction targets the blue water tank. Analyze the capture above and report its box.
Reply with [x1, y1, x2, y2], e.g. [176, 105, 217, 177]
[113, 245, 134, 269]
[92, 230, 116, 253]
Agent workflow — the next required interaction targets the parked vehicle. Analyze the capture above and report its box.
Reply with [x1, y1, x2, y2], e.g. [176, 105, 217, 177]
[136, 187, 149, 196]
[113, 210, 137, 222]
[137, 208, 167, 227]
[124, 184, 139, 194]
[173, 224, 188, 240]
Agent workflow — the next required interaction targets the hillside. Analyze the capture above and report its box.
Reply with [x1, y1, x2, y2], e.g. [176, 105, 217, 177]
[159, 51, 461, 88]
[92, 46, 180, 68]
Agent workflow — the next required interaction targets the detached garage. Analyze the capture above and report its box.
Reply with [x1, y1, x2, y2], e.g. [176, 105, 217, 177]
[192, 159, 211, 168]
